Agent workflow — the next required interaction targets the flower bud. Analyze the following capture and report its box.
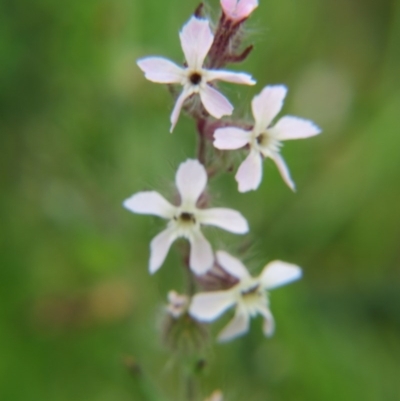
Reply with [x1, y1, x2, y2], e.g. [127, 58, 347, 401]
[162, 291, 209, 354]
[205, 390, 223, 401]
[221, 0, 258, 22]
[166, 290, 189, 318]
[195, 262, 239, 291]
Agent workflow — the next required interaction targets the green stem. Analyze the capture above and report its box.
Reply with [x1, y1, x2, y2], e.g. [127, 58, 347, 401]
[125, 358, 170, 401]
[197, 130, 207, 166]
[186, 374, 196, 401]
[186, 265, 197, 297]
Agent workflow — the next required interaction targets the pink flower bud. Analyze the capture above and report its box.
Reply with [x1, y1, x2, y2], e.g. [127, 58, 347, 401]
[221, 0, 258, 22]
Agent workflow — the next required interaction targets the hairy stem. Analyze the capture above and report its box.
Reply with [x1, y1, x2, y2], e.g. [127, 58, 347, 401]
[197, 132, 207, 166]
[186, 264, 197, 297]
[185, 374, 196, 401]
[196, 118, 207, 165]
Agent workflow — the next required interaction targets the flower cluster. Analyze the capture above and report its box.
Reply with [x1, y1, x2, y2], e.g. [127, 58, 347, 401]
[125, 0, 320, 398]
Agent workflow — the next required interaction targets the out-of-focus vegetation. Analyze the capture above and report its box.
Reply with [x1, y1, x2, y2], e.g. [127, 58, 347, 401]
[1, 0, 400, 400]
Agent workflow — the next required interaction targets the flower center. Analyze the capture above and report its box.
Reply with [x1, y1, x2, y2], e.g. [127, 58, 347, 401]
[255, 132, 281, 154]
[189, 72, 202, 85]
[256, 132, 270, 148]
[179, 212, 196, 224]
[241, 283, 260, 297]
[240, 283, 265, 311]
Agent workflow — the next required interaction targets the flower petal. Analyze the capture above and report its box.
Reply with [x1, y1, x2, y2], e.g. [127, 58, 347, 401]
[179, 16, 214, 69]
[189, 230, 214, 275]
[251, 85, 287, 130]
[200, 85, 234, 118]
[123, 191, 175, 219]
[176, 159, 207, 205]
[260, 260, 302, 290]
[170, 87, 194, 133]
[206, 69, 256, 85]
[189, 290, 236, 321]
[259, 306, 275, 337]
[213, 127, 252, 150]
[199, 208, 249, 234]
[149, 227, 178, 274]
[218, 310, 250, 342]
[269, 116, 321, 141]
[235, 150, 263, 192]
[271, 153, 295, 191]
[220, 0, 237, 14]
[137, 57, 184, 84]
[216, 250, 250, 280]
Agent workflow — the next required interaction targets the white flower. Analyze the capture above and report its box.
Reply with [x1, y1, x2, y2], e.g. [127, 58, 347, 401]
[137, 16, 256, 132]
[205, 390, 223, 401]
[221, 0, 258, 21]
[123, 160, 249, 275]
[189, 251, 302, 341]
[166, 290, 189, 318]
[214, 85, 321, 192]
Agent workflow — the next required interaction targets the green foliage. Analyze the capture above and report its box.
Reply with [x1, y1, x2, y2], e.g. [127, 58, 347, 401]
[1, 0, 400, 400]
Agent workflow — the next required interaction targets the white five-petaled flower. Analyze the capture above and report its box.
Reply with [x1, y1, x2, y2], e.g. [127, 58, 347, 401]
[123, 160, 249, 275]
[221, 0, 258, 21]
[137, 16, 256, 132]
[214, 85, 321, 192]
[189, 251, 302, 341]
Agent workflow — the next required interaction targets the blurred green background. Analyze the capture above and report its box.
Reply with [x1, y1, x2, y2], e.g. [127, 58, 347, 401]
[1, 0, 400, 400]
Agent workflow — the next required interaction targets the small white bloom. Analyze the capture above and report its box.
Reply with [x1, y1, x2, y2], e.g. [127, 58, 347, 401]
[166, 290, 189, 318]
[221, 0, 258, 21]
[123, 160, 249, 275]
[205, 390, 223, 401]
[189, 250, 302, 341]
[137, 16, 256, 132]
[214, 85, 321, 192]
